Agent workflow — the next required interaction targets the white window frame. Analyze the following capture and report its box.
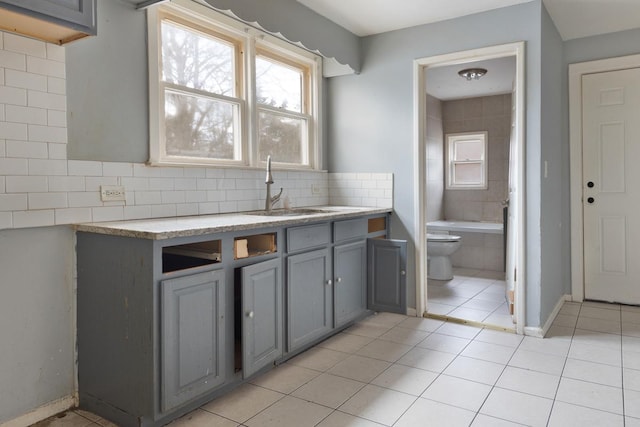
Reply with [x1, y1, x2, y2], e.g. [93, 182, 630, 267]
[445, 131, 488, 190]
[147, 0, 322, 170]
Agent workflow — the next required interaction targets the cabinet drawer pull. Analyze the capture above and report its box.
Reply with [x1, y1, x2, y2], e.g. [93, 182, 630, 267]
[247, 311, 254, 318]
[401, 270, 406, 276]
[326, 279, 332, 286]
[336, 277, 342, 283]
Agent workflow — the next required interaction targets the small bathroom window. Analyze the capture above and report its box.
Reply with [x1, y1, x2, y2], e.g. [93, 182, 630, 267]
[445, 131, 488, 190]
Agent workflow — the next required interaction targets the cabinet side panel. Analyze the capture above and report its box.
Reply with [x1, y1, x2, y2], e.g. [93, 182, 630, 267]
[77, 232, 155, 418]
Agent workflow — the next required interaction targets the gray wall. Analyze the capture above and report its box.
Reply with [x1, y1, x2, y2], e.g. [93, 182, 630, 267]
[327, 1, 545, 319]
[0, 227, 75, 423]
[565, 27, 640, 65]
[538, 4, 568, 326]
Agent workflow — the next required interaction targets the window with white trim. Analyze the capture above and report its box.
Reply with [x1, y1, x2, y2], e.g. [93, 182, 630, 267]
[446, 132, 488, 190]
[148, 1, 321, 169]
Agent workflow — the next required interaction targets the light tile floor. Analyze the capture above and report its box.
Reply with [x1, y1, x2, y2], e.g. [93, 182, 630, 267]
[427, 268, 514, 330]
[36, 300, 640, 427]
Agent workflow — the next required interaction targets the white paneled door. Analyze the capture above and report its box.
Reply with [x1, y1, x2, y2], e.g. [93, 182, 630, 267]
[582, 68, 640, 304]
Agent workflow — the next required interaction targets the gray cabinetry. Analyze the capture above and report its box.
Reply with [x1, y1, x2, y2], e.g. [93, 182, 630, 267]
[368, 239, 407, 314]
[0, 0, 97, 43]
[240, 258, 283, 378]
[334, 240, 367, 327]
[161, 270, 226, 412]
[287, 248, 332, 351]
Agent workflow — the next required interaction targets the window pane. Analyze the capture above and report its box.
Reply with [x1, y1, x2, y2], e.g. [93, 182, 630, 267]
[453, 163, 482, 184]
[454, 140, 483, 161]
[165, 91, 238, 160]
[258, 111, 305, 164]
[256, 56, 302, 113]
[161, 20, 235, 96]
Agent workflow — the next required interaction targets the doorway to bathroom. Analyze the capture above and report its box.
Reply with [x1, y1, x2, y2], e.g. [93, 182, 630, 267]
[413, 42, 526, 334]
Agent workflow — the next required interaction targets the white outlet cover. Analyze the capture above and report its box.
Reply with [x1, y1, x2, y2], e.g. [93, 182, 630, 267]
[100, 185, 126, 202]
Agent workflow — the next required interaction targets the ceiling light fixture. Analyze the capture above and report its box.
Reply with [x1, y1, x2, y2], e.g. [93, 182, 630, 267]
[458, 68, 487, 80]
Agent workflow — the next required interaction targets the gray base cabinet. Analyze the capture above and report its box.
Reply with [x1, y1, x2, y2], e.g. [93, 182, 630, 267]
[241, 258, 283, 378]
[287, 248, 332, 352]
[334, 241, 367, 327]
[368, 239, 407, 314]
[161, 270, 226, 412]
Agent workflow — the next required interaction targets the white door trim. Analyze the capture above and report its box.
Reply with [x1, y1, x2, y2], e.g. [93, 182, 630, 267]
[413, 42, 526, 334]
[569, 54, 640, 302]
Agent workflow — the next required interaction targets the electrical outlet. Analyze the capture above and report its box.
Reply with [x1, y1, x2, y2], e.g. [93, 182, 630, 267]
[100, 185, 126, 202]
[311, 184, 321, 195]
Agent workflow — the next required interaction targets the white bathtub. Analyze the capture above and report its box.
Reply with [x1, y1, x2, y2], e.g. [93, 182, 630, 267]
[427, 220, 503, 235]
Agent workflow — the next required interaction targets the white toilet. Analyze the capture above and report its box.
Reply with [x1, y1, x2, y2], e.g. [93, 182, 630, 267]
[427, 233, 462, 280]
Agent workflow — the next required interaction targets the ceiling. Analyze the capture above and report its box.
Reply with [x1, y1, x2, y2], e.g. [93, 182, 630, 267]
[296, 0, 640, 40]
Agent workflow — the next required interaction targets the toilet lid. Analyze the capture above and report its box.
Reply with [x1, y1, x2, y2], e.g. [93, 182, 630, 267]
[427, 233, 461, 242]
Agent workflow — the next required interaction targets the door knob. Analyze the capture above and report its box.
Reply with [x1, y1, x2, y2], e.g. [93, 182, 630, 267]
[587, 181, 595, 188]
[587, 197, 595, 204]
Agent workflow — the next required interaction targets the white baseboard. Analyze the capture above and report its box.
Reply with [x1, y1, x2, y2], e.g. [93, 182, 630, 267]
[524, 294, 570, 338]
[406, 307, 418, 317]
[0, 395, 76, 427]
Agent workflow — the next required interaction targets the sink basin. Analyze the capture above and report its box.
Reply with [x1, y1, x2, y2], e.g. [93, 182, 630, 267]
[243, 208, 327, 217]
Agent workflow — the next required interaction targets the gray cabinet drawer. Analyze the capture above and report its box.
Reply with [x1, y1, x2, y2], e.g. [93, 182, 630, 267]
[334, 218, 367, 243]
[287, 223, 330, 253]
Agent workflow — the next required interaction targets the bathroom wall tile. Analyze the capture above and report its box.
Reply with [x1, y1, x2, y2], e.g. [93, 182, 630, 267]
[464, 98, 483, 119]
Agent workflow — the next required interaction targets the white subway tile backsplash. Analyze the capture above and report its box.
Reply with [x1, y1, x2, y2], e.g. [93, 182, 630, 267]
[161, 191, 185, 204]
[48, 176, 85, 192]
[151, 204, 177, 218]
[28, 90, 66, 111]
[28, 159, 67, 175]
[176, 203, 199, 217]
[4, 33, 46, 58]
[91, 206, 124, 222]
[13, 209, 54, 228]
[0, 121, 28, 140]
[0, 50, 26, 71]
[68, 160, 102, 176]
[6, 176, 48, 193]
[134, 191, 162, 205]
[102, 162, 133, 177]
[183, 167, 206, 178]
[199, 202, 220, 215]
[205, 168, 224, 178]
[47, 110, 66, 127]
[120, 177, 149, 191]
[6, 105, 47, 125]
[0, 139, 4, 157]
[55, 207, 92, 224]
[124, 205, 152, 220]
[5, 69, 47, 91]
[219, 201, 238, 213]
[47, 76, 65, 95]
[46, 43, 65, 62]
[0, 86, 28, 105]
[0, 193, 28, 210]
[28, 124, 67, 143]
[160, 167, 184, 178]
[133, 163, 163, 177]
[68, 192, 102, 208]
[148, 177, 175, 191]
[47, 143, 67, 159]
[196, 178, 217, 191]
[174, 178, 197, 190]
[0, 212, 12, 228]
[0, 158, 28, 175]
[0, 176, 4, 192]
[28, 192, 67, 209]
[6, 140, 48, 158]
[0, 105, 4, 121]
[185, 191, 207, 203]
[26, 56, 65, 78]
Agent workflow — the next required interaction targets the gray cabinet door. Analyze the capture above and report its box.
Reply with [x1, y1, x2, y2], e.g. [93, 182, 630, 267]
[334, 240, 367, 327]
[241, 258, 283, 378]
[287, 248, 332, 351]
[161, 269, 226, 412]
[0, 0, 96, 33]
[368, 239, 407, 314]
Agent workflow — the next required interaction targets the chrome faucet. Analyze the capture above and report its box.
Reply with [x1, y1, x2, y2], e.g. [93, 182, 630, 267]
[265, 155, 283, 212]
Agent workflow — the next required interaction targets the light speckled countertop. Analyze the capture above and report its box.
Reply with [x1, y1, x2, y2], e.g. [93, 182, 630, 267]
[74, 206, 392, 240]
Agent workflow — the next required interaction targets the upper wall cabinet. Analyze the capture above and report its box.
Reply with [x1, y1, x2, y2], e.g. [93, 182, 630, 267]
[0, 0, 96, 45]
